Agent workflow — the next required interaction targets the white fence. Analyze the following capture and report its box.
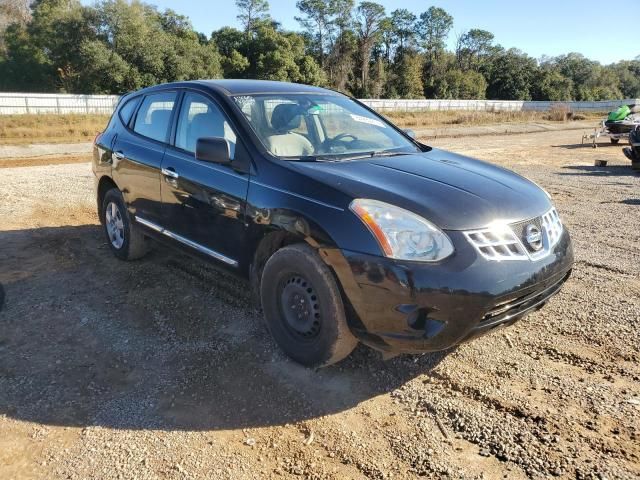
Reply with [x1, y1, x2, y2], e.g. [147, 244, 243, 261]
[0, 93, 120, 115]
[361, 98, 640, 113]
[0, 92, 637, 115]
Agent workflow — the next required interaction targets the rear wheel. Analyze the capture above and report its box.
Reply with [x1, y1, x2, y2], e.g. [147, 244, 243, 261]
[101, 188, 149, 261]
[260, 244, 357, 367]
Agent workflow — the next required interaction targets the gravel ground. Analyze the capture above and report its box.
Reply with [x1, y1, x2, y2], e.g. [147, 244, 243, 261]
[0, 129, 638, 479]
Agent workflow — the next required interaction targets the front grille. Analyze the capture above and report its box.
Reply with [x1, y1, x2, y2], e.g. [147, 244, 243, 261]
[464, 207, 563, 262]
[510, 216, 543, 253]
[541, 208, 563, 248]
[481, 271, 570, 325]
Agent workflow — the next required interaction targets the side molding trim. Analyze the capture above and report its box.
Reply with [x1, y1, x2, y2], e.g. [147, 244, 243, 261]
[135, 216, 239, 267]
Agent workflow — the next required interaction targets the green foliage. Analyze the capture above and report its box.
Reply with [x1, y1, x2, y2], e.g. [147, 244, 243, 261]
[213, 21, 325, 85]
[456, 29, 494, 72]
[236, 0, 270, 32]
[0, 0, 637, 102]
[436, 69, 487, 99]
[393, 50, 424, 98]
[533, 69, 573, 101]
[0, 0, 222, 93]
[484, 48, 537, 100]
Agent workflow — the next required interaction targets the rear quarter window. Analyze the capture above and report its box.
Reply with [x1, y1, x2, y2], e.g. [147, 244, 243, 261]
[118, 97, 140, 126]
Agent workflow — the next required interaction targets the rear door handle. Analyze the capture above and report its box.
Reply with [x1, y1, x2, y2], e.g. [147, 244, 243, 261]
[161, 167, 179, 179]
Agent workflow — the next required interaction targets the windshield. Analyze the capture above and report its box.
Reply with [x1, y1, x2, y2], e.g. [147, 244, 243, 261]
[232, 93, 421, 160]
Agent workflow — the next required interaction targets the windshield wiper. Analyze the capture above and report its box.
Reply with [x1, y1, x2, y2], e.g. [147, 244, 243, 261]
[336, 150, 414, 161]
[281, 151, 414, 162]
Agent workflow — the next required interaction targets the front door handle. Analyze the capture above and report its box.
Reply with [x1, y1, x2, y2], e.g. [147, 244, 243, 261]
[161, 167, 179, 180]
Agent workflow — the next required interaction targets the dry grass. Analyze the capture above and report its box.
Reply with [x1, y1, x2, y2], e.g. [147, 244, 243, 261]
[385, 109, 600, 129]
[0, 114, 110, 145]
[0, 109, 603, 146]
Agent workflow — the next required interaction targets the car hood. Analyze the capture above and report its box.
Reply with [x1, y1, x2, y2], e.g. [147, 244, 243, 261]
[289, 149, 552, 230]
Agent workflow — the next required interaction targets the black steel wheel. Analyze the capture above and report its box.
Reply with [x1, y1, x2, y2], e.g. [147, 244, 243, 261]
[279, 274, 322, 340]
[260, 244, 357, 367]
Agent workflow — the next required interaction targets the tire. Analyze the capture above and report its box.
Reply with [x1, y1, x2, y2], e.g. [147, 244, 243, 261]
[101, 188, 149, 261]
[611, 138, 619, 144]
[260, 244, 357, 367]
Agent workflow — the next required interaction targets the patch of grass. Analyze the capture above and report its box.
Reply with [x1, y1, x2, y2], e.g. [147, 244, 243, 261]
[386, 109, 601, 129]
[0, 109, 604, 146]
[0, 114, 110, 145]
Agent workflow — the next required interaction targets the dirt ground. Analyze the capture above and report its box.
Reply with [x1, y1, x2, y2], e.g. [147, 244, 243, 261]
[0, 129, 638, 479]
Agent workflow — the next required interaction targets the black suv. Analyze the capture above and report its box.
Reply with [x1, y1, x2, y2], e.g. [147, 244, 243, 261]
[93, 80, 574, 367]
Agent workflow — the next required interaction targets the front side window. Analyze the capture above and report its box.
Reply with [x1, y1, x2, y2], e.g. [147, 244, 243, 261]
[175, 92, 237, 159]
[233, 93, 420, 160]
[133, 92, 176, 142]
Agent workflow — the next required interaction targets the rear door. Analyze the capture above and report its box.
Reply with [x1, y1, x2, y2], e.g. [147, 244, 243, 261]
[160, 90, 250, 267]
[112, 91, 177, 225]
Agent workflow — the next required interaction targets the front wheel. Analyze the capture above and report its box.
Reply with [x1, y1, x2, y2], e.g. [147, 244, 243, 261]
[260, 244, 357, 367]
[101, 188, 150, 261]
[611, 138, 619, 144]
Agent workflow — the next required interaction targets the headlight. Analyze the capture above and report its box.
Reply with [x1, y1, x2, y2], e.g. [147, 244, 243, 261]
[350, 199, 454, 262]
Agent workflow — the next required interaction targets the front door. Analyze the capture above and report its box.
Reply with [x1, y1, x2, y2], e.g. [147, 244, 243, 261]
[160, 91, 250, 267]
[112, 91, 177, 225]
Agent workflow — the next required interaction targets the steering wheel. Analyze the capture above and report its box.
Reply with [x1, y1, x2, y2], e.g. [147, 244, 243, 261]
[320, 133, 359, 153]
[331, 133, 358, 143]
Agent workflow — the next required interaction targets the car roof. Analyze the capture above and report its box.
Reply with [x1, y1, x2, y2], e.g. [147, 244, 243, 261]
[193, 79, 335, 96]
[130, 79, 339, 97]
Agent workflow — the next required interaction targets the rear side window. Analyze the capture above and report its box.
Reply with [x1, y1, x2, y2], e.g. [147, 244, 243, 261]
[118, 97, 140, 126]
[133, 92, 177, 142]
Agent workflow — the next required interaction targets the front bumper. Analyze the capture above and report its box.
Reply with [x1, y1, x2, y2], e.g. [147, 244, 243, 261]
[325, 229, 574, 354]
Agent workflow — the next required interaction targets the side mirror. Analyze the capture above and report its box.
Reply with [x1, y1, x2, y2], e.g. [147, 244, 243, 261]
[404, 129, 416, 139]
[195, 137, 231, 164]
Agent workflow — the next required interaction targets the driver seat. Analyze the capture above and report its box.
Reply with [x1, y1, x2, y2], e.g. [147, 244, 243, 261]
[266, 104, 314, 157]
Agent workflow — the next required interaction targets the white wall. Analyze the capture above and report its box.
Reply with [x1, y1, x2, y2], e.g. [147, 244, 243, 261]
[360, 98, 639, 113]
[0, 92, 636, 115]
[0, 92, 120, 115]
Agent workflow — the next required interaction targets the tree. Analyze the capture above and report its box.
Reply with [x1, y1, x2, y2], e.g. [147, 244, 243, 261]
[295, 0, 337, 67]
[612, 60, 640, 99]
[0, 0, 222, 93]
[390, 8, 416, 54]
[484, 48, 537, 100]
[236, 0, 270, 33]
[417, 7, 452, 56]
[394, 50, 423, 98]
[456, 28, 494, 71]
[353, 1, 385, 97]
[326, 27, 356, 93]
[213, 22, 324, 86]
[532, 68, 573, 101]
[417, 7, 453, 97]
[0, 0, 32, 53]
[435, 69, 486, 99]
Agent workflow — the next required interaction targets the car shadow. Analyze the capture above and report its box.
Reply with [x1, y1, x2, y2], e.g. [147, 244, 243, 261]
[552, 142, 624, 150]
[0, 225, 452, 431]
[556, 165, 638, 177]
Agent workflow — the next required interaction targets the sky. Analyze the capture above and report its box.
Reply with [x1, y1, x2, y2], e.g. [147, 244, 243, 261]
[82, 0, 639, 64]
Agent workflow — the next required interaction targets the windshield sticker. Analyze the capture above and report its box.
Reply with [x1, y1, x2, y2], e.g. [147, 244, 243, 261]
[350, 114, 386, 128]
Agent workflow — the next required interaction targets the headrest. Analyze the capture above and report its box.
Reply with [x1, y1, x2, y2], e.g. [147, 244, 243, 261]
[150, 109, 171, 127]
[187, 111, 225, 152]
[271, 104, 302, 132]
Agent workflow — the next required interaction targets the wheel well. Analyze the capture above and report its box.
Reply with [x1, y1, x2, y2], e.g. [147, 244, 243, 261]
[97, 176, 118, 223]
[249, 230, 305, 306]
